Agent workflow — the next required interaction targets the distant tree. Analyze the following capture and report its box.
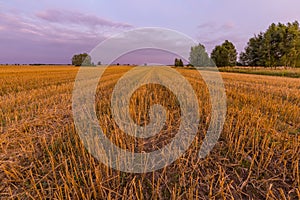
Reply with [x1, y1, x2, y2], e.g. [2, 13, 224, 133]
[211, 40, 237, 67]
[72, 53, 92, 66]
[189, 44, 212, 67]
[97, 61, 102, 65]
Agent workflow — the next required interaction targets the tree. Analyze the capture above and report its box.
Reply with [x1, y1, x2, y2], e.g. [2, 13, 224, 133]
[72, 53, 92, 66]
[189, 44, 212, 67]
[211, 40, 237, 67]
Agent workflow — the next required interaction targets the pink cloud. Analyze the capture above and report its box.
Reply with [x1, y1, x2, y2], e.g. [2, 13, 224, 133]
[198, 22, 235, 32]
[36, 9, 133, 28]
[220, 22, 235, 30]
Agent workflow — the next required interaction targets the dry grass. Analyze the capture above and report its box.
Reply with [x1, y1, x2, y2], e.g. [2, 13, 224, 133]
[0, 65, 299, 199]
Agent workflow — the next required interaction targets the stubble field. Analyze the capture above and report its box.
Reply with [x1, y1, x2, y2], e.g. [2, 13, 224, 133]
[0, 65, 299, 199]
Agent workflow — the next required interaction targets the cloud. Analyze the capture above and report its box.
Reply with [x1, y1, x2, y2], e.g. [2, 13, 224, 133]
[198, 22, 235, 32]
[0, 10, 133, 64]
[197, 22, 216, 29]
[220, 22, 235, 30]
[36, 9, 133, 28]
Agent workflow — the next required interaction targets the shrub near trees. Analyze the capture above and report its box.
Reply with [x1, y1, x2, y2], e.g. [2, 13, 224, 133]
[174, 58, 184, 67]
[240, 21, 300, 68]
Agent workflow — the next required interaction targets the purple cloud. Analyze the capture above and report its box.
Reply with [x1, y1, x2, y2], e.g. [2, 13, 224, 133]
[36, 9, 133, 28]
[197, 22, 217, 30]
[0, 10, 133, 64]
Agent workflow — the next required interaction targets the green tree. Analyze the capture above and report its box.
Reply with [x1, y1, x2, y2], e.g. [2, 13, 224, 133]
[189, 44, 212, 67]
[72, 53, 92, 66]
[211, 40, 237, 67]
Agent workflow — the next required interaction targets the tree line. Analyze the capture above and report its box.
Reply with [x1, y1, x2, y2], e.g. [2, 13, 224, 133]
[182, 21, 300, 68]
[240, 21, 300, 68]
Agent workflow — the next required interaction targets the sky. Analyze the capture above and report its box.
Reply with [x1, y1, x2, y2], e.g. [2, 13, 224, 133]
[0, 0, 299, 64]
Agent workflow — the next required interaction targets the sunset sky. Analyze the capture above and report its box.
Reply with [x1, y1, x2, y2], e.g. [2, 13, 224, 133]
[0, 0, 299, 64]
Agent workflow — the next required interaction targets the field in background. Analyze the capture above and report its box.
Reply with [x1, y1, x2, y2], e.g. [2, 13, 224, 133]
[0, 65, 299, 199]
[219, 66, 300, 78]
